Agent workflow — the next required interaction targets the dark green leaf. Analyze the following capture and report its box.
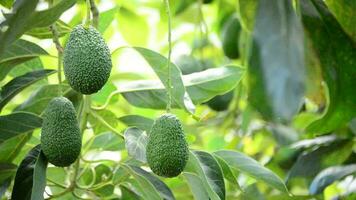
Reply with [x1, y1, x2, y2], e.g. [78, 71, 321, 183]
[31, 152, 48, 200]
[132, 47, 195, 114]
[286, 140, 353, 181]
[184, 151, 223, 200]
[129, 165, 175, 200]
[301, 0, 356, 134]
[0, 39, 48, 80]
[0, 163, 17, 184]
[310, 164, 356, 194]
[11, 145, 41, 200]
[118, 115, 154, 132]
[249, 0, 305, 122]
[325, 0, 356, 42]
[0, 69, 56, 111]
[213, 154, 242, 190]
[183, 172, 210, 200]
[0, 0, 39, 56]
[214, 150, 288, 193]
[120, 66, 244, 110]
[124, 127, 148, 163]
[0, 112, 42, 143]
[8, 58, 44, 78]
[15, 84, 71, 115]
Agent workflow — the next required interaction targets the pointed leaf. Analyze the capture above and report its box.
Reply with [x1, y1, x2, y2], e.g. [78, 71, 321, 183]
[249, 0, 305, 122]
[0, 112, 42, 142]
[30, 152, 48, 200]
[183, 172, 210, 200]
[214, 150, 288, 193]
[124, 128, 148, 163]
[0, 69, 56, 111]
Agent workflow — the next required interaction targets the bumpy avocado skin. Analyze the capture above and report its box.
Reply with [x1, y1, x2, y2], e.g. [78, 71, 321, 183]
[41, 97, 81, 167]
[63, 25, 112, 94]
[207, 91, 234, 111]
[221, 15, 241, 59]
[146, 114, 189, 177]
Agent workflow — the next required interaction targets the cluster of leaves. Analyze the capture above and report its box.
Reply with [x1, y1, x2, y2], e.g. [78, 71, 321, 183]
[0, 0, 355, 200]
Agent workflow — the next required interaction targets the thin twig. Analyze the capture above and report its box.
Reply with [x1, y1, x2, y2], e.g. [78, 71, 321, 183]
[89, 0, 99, 28]
[164, 0, 172, 112]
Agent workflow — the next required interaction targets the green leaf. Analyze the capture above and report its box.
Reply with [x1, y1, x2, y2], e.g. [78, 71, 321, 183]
[92, 184, 115, 197]
[11, 145, 41, 200]
[214, 150, 288, 193]
[184, 151, 223, 200]
[248, 0, 305, 122]
[287, 139, 353, 181]
[325, 0, 356, 42]
[213, 155, 242, 191]
[25, 0, 76, 28]
[25, 20, 72, 39]
[310, 164, 356, 195]
[120, 66, 244, 110]
[118, 8, 149, 46]
[88, 110, 118, 134]
[98, 7, 118, 34]
[89, 132, 125, 151]
[0, 69, 56, 112]
[0, 112, 42, 143]
[30, 152, 48, 200]
[0, 39, 48, 80]
[118, 115, 154, 132]
[119, 185, 143, 200]
[113, 166, 130, 185]
[124, 127, 148, 163]
[0, 0, 13, 9]
[0, 0, 39, 57]
[237, 0, 258, 32]
[129, 165, 175, 200]
[0, 177, 12, 198]
[122, 164, 162, 200]
[183, 172, 210, 200]
[0, 133, 32, 163]
[0, 163, 17, 184]
[301, 0, 356, 134]
[15, 84, 71, 115]
[132, 47, 195, 114]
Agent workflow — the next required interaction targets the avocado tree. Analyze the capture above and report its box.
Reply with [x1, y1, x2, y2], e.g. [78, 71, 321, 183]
[0, 0, 355, 199]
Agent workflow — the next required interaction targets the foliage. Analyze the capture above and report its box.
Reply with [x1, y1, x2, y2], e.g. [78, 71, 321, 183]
[0, 0, 355, 199]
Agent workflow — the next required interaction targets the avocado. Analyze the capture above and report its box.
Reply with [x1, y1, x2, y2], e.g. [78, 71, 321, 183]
[221, 15, 241, 59]
[146, 114, 189, 177]
[63, 25, 112, 94]
[175, 55, 205, 75]
[41, 97, 81, 167]
[207, 91, 234, 111]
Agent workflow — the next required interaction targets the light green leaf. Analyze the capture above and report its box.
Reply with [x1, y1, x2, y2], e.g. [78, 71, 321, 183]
[124, 128, 148, 163]
[0, 163, 17, 184]
[118, 115, 154, 132]
[31, 151, 48, 200]
[119, 66, 244, 110]
[183, 172, 210, 200]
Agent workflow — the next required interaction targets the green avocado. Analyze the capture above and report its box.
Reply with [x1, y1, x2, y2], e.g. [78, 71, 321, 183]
[175, 55, 205, 75]
[203, 0, 214, 4]
[207, 91, 234, 111]
[146, 114, 189, 177]
[63, 25, 112, 94]
[221, 15, 241, 59]
[41, 97, 81, 167]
